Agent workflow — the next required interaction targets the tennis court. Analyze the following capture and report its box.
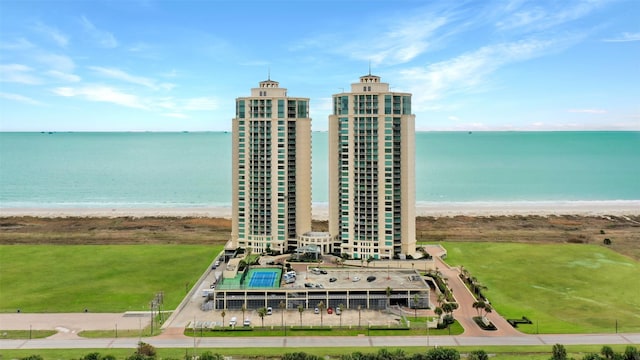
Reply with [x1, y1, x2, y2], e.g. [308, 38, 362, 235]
[246, 268, 281, 288]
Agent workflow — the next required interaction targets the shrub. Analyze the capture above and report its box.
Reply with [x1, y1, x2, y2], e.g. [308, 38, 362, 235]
[551, 344, 567, 360]
[135, 341, 156, 358]
[425, 347, 460, 360]
[468, 350, 489, 360]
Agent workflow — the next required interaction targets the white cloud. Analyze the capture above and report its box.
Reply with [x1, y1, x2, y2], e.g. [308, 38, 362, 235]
[46, 70, 81, 82]
[52, 85, 147, 109]
[293, 7, 452, 66]
[33, 22, 69, 47]
[603, 32, 640, 42]
[568, 109, 607, 114]
[495, 1, 608, 32]
[448, 116, 460, 121]
[0, 92, 44, 106]
[0, 64, 42, 85]
[80, 15, 118, 48]
[36, 53, 75, 72]
[0, 38, 35, 50]
[399, 37, 569, 109]
[89, 66, 174, 90]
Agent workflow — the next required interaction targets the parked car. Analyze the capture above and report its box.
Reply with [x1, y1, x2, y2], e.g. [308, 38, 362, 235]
[266, 306, 273, 315]
[329, 277, 337, 282]
[320, 269, 328, 274]
[352, 276, 361, 282]
[367, 275, 376, 282]
[314, 307, 319, 314]
[336, 307, 342, 315]
[243, 319, 251, 327]
[327, 307, 333, 314]
[229, 317, 237, 327]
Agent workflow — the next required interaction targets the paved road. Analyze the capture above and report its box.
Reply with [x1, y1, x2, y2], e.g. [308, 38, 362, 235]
[2, 333, 639, 350]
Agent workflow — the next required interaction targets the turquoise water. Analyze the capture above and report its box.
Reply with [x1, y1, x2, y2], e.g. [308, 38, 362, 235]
[0, 131, 638, 208]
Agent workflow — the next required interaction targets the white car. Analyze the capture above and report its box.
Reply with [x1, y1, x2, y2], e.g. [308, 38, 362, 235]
[229, 316, 237, 327]
[266, 306, 273, 315]
[243, 319, 251, 327]
[352, 276, 361, 282]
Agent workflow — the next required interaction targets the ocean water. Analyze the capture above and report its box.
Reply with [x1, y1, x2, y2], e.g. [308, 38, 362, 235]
[0, 131, 638, 209]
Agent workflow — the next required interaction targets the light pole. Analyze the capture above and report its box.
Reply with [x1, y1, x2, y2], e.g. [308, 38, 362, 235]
[426, 318, 430, 347]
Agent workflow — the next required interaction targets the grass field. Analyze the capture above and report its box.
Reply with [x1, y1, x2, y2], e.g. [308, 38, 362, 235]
[0, 245, 222, 312]
[0, 344, 635, 360]
[439, 241, 640, 334]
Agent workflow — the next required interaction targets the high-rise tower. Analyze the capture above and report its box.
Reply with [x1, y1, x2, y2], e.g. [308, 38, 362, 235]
[230, 79, 312, 254]
[328, 74, 416, 260]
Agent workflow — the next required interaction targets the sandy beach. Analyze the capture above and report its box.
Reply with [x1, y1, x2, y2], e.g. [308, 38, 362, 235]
[1, 200, 638, 219]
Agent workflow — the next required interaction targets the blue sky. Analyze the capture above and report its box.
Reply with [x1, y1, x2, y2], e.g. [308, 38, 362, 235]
[0, 0, 638, 132]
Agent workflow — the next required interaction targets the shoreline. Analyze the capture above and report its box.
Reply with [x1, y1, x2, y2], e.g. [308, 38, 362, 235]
[1, 200, 638, 219]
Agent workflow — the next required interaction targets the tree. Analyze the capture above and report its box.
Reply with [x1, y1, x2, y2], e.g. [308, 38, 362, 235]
[221, 310, 226, 327]
[483, 304, 492, 318]
[338, 303, 344, 328]
[297, 305, 304, 326]
[413, 294, 421, 319]
[257, 307, 267, 327]
[601, 346, 615, 359]
[279, 300, 286, 328]
[472, 301, 486, 317]
[135, 341, 156, 358]
[317, 301, 326, 327]
[551, 344, 568, 360]
[386, 286, 393, 308]
[623, 346, 639, 360]
[436, 293, 446, 308]
[434, 307, 443, 322]
[357, 304, 362, 327]
[441, 302, 458, 317]
[367, 256, 373, 267]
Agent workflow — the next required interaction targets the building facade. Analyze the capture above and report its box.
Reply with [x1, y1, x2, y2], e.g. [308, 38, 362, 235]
[328, 74, 416, 260]
[230, 79, 312, 254]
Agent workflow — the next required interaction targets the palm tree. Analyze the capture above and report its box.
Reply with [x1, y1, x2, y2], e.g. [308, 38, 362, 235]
[385, 287, 393, 309]
[257, 307, 267, 327]
[297, 305, 304, 326]
[337, 303, 344, 328]
[442, 302, 458, 317]
[278, 301, 286, 329]
[317, 301, 326, 327]
[436, 293, 446, 308]
[357, 304, 362, 328]
[221, 310, 226, 327]
[241, 303, 247, 322]
[483, 304, 492, 319]
[412, 294, 420, 319]
[472, 301, 486, 317]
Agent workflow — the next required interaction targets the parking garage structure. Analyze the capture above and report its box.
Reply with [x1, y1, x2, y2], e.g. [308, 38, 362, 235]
[210, 267, 430, 311]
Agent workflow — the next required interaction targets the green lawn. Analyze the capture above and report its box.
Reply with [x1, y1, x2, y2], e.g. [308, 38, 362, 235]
[0, 245, 222, 313]
[438, 241, 640, 333]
